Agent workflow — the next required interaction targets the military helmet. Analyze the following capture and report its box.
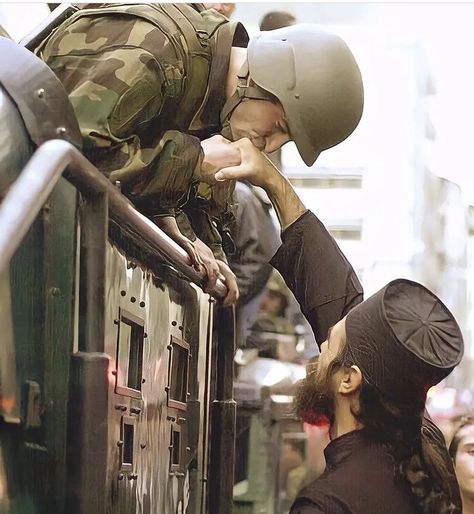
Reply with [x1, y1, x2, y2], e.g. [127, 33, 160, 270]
[222, 24, 364, 166]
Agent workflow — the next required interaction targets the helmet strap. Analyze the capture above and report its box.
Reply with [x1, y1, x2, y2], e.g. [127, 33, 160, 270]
[220, 60, 275, 125]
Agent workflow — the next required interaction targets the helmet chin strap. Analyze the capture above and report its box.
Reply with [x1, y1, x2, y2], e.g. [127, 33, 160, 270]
[220, 59, 275, 125]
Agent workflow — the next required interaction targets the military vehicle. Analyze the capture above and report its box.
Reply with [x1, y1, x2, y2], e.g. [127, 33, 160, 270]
[0, 8, 236, 513]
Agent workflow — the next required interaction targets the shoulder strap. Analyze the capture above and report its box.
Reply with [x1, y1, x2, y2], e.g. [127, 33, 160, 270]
[41, 3, 229, 125]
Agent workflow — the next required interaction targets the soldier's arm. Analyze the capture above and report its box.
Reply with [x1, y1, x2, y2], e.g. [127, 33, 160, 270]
[214, 138, 363, 347]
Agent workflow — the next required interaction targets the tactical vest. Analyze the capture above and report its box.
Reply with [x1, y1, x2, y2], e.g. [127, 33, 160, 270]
[35, 3, 247, 133]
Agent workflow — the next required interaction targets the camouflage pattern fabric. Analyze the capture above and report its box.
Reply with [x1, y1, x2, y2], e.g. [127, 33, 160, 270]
[36, 3, 246, 259]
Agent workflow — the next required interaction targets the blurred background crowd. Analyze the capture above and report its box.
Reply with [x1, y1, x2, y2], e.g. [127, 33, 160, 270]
[1, 2, 473, 512]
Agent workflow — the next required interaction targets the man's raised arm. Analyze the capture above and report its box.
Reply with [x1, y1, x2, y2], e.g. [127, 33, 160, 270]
[215, 138, 363, 347]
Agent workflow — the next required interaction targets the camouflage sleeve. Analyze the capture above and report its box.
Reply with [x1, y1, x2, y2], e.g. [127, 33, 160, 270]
[38, 14, 202, 218]
[127, 131, 202, 217]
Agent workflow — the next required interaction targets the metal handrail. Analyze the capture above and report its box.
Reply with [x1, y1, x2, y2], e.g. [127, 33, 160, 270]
[0, 139, 227, 298]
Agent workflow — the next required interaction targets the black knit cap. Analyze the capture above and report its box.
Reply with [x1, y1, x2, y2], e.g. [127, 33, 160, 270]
[345, 279, 464, 410]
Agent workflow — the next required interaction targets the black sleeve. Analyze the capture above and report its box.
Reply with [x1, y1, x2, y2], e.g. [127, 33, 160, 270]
[271, 211, 364, 348]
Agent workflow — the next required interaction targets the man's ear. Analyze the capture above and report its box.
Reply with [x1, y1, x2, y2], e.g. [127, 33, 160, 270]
[337, 365, 362, 395]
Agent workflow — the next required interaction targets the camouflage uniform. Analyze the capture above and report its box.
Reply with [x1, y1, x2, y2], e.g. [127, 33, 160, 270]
[35, 3, 248, 260]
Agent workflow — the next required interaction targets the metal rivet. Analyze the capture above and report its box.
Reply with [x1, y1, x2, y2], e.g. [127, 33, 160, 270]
[118, 473, 125, 481]
[130, 407, 141, 415]
[111, 370, 117, 376]
[178, 326, 183, 331]
[50, 287, 60, 296]
[130, 297, 136, 303]
[36, 88, 45, 98]
[295, 93, 300, 99]
[114, 319, 119, 325]
[167, 345, 172, 350]
[128, 473, 138, 480]
[144, 333, 148, 339]
[172, 321, 177, 327]
[165, 386, 169, 392]
[186, 447, 191, 452]
[117, 440, 124, 447]
[142, 378, 146, 384]
[140, 443, 147, 449]
[139, 301, 145, 308]
[56, 126, 66, 136]
[120, 290, 126, 297]
[115, 180, 121, 190]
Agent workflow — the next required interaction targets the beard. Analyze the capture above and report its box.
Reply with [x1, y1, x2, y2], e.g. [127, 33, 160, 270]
[293, 366, 335, 427]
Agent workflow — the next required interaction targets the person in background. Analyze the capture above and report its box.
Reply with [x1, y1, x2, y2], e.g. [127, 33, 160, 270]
[450, 415, 474, 514]
[259, 10, 296, 32]
[203, 3, 236, 18]
[259, 271, 290, 318]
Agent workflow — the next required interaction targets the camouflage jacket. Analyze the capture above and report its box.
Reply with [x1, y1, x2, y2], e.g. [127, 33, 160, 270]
[36, 3, 248, 260]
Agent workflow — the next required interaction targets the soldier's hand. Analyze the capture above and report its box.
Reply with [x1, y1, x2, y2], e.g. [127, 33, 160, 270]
[200, 135, 241, 183]
[153, 216, 202, 272]
[193, 237, 220, 292]
[214, 137, 282, 188]
[216, 260, 239, 307]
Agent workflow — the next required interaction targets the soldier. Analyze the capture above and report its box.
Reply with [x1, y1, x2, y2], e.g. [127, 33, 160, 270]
[34, 4, 363, 303]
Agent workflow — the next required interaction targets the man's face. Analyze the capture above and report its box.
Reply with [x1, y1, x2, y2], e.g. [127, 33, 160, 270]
[203, 3, 236, 18]
[228, 98, 291, 153]
[455, 424, 474, 499]
[259, 291, 285, 316]
[294, 318, 347, 425]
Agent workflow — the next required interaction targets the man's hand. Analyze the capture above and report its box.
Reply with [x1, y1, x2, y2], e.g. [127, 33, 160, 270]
[214, 137, 281, 188]
[192, 237, 220, 292]
[200, 135, 241, 183]
[216, 260, 239, 307]
[153, 216, 203, 272]
[215, 138, 307, 231]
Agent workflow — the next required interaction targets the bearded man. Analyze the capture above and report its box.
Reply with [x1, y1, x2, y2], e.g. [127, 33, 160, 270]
[215, 138, 464, 513]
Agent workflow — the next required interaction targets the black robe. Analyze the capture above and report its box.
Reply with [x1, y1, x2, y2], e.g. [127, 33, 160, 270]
[289, 430, 419, 514]
[270, 210, 461, 514]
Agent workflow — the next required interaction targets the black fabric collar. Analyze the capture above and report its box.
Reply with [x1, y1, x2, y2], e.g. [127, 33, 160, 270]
[324, 429, 374, 470]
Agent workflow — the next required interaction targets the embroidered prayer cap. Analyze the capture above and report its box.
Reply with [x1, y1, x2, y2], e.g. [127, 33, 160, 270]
[345, 278, 464, 410]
